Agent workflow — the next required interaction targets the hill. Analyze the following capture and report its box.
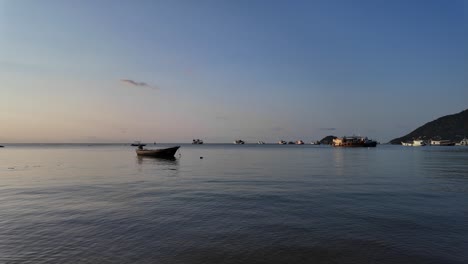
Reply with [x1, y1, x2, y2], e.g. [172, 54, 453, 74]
[390, 109, 468, 144]
[320, 135, 337, 145]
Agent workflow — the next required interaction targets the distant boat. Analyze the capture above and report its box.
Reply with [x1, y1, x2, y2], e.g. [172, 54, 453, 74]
[136, 146, 180, 158]
[288, 141, 295, 144]
[310, 141, 321, 145]
[0, 145, 4, 148]
[333, 136, 377, 147]
[278, 140, 287, 145]
[401, 139, 426, 146]
[192, 139, 204, 144]
[234, 140, 245, 144]
[258, 141, 265, 144]
[430, 139, 455, 146]
[456, 138, 468, 146]
[131, 141, 146, 147]
[295, 140, 304, 145]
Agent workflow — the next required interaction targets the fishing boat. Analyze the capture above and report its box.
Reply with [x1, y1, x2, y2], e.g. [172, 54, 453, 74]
[131, 141, 146, 147]
[333, 136, 377, 147]
[192, 139, 204, 144]
[278, 140, 287, 145]
[430, 139, 455, 146]
[456, 138, 468, 146]
[136, 146, 180, 158]
[234, 140, 245, 144]
[401, 139, 426, 146]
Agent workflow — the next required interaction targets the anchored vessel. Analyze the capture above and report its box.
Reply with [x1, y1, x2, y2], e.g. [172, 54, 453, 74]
[296, 140, 305, 145]
[456, 138, 468, 146]
[192, 139, 204, 144]
[333, 136, 377, 147]
[278, 140, 287, 145]
[234, 140, 245, 144]
[136, 146, 180, 158]
[401, 140, 426, 146]
[131, 141, 146, 147]
[430, 139, 455, 146]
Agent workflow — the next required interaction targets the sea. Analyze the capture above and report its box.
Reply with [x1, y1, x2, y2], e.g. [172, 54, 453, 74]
[0, 144, 467, 264]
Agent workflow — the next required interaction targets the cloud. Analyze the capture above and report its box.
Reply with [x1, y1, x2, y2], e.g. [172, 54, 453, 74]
[320, 128, 337, 131]
[120, 79, 158, 90]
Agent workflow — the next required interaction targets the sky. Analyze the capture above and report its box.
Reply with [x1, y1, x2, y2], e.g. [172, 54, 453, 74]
[1, 0, 467, 143]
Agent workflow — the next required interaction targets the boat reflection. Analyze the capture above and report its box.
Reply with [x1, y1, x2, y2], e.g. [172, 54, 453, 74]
[136, 156, 179, 165]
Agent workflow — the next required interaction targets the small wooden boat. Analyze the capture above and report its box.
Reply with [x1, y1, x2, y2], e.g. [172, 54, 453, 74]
[136, 146, 180, 158]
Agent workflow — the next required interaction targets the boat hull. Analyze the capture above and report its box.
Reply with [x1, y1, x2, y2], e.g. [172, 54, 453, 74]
[136, 146, 180, 158]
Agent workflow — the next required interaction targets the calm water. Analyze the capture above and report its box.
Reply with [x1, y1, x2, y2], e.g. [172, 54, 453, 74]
[0, 144, 467, 263]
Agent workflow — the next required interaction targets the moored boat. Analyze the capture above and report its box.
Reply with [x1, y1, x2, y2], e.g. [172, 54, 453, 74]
[333, 136, 377, 147]
[295, 140, 304, 145]
[456, 138, 468, 146]
[192, 139, 204, 144]
[258, 141, 265, 144]
[131, 141, 146, 147]
[136, 146, 180, 158]
[234, 140, 245, 144]
[278, 140, 287, 145]
[401, 139, 426, 146]
[430, 139, 455, 146]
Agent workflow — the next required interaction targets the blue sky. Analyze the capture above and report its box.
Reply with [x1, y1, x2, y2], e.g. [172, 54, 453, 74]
[1, 0, 467, 143]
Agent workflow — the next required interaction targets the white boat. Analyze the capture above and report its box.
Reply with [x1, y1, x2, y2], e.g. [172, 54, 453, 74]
[136, 146, 180, 158]
[295, 140, 304, 145]
[278, 140, 287, 145]
[401, 140, 426, 146]
[456, 138, 468, 146]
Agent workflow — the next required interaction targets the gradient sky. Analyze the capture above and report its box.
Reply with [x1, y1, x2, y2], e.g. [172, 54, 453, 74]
[1, 0, 467, 143]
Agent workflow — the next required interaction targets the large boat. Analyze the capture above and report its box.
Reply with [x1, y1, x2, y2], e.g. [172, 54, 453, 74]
[192, 139, 204, 144]
[278, 140, 287, 145]
[401, 139, 426, 146]
[430, 139, 455, 146]
[136, 146, 180, 158]
[234, 140, 245, 144]
[456, 138, 468, 146]
[333, 136, 377, 147]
